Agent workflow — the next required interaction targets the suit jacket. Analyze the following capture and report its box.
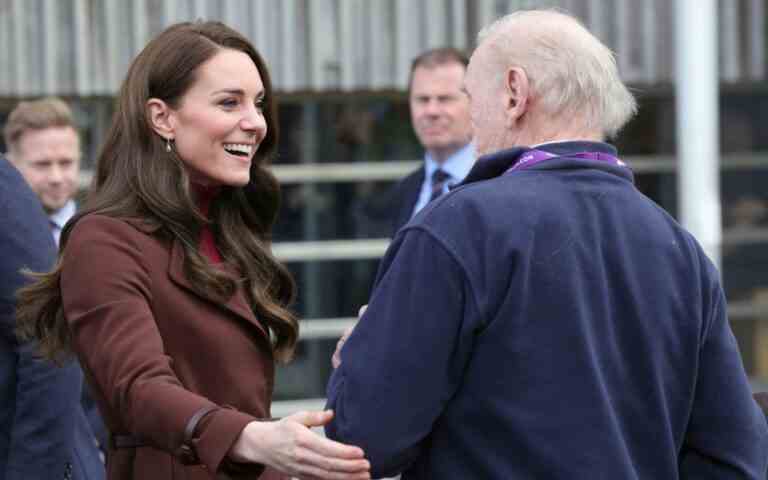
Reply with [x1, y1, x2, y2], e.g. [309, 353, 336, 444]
[390, 167, 425, 236]
[0, 158, 104, 480]
[60, 215, 286, 480]
[388, 143, 476, 236]
[357, 166, 424, 239]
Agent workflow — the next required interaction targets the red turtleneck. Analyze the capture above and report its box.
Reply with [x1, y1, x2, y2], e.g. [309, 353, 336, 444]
[193, 183, 223, 264]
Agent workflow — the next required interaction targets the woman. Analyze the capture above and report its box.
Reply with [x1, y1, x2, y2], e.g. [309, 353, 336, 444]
[16, 21, 370, 480]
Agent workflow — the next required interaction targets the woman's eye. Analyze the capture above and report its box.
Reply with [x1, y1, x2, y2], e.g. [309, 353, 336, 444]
[220, 98, 238, 108]
[255, 99, 265, 110]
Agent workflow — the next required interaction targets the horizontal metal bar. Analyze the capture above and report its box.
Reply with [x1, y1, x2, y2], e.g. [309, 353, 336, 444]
[729, 300, 768, 320]
[295, 303, 765, 342]
[299, 317, 356, 339]
[722, 228, 768, 247]
[271, 161, 420, 183]
[77, 161, 419, 187]
[713, 154, 768, 170]
[273, 239, 390, 262]
[270, 397, 327, 419]
[626, 153, 768, 173]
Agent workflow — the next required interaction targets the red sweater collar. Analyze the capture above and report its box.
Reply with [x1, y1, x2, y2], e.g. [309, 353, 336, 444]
[192, 183, 222, 264]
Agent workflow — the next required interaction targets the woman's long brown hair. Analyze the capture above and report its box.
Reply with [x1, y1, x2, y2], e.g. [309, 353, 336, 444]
[16, 21, 298, 363]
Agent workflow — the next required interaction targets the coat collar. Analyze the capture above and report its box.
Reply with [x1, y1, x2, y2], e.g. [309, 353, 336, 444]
[167, 238, 269, 339]
[460, 141, 633, 186]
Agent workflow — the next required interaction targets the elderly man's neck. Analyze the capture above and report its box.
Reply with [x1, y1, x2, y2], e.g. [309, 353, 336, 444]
[522, 126, 603, 147]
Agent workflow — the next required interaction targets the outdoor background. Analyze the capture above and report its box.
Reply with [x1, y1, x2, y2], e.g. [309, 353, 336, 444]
[0, 0, 765, 415]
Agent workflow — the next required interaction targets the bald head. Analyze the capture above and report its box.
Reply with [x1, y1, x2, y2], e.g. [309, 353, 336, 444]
[465, 9, 636, 155]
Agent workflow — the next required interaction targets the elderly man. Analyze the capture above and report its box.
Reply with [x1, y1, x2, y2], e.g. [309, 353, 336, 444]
[326, 9, 767, 479]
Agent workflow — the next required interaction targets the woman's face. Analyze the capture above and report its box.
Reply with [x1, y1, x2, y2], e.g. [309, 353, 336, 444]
[168, 48, 267, 187]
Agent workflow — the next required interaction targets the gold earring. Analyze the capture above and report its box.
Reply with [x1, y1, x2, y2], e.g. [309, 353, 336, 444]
[165, 138, 172, 153]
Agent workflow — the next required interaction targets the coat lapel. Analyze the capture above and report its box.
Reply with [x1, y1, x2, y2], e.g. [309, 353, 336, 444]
[394, 167, 425, 233]
[167, 239, 269, 338]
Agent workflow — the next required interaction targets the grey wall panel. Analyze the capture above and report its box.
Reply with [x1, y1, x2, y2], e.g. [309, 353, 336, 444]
[252, 0, 277, 80]
[42, 0, 57, 94]
[424, 0, 448, 48]
[748, 0, 766, 81]
[10, 0, 28, 96]
[367, 0, 394, 89]
[721, 0, 742, 82]
[394, 0, 422, 89]
[342, 0, 367, 91]
[0, 0, 765, 97]
[640, 0, 658, 84]
[72, 0, 90, 95]
[449, 0, 466, 48]
[279, 0, 303, 91]
[0, 3, 10, 93]
[615, 0, 638, 80]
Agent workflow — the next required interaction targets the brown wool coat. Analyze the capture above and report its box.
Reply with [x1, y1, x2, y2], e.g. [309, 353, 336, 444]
[61, 215, 287, 480]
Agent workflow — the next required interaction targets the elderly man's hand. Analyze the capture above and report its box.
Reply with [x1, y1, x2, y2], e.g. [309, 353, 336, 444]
[332, 306, 367, 369]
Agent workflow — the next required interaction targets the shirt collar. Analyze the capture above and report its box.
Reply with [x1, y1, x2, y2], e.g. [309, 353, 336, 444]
[424, 143, 476, 182]
[49, 199, 76, 229]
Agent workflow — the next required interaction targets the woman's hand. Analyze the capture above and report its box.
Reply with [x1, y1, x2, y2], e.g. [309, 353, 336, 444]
[229, 410, 370, 479]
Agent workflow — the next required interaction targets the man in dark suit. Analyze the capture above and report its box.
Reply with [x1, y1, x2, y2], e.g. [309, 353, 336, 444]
[4, 98, 108, 461]
[388, 47, 475, 235]
[0, 156, 104, 479]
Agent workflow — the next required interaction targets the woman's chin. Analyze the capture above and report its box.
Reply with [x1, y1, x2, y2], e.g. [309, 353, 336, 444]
[227, 174, 251, 187]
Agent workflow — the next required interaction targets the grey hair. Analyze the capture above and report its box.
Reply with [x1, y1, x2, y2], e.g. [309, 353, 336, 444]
[477, 9, 637, 137]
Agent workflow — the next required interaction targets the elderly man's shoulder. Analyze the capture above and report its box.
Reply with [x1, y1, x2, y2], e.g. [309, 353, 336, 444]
[0, 157, 54, 248]
[402, 173, 543, 248]
[421, 172, 549, 221]
[0, 157, 36, 205]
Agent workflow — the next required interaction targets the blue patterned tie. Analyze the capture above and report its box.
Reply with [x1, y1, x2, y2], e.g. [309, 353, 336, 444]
[429, 169, 451, 202]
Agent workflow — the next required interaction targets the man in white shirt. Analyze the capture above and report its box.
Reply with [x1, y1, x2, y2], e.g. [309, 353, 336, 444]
[4, 97, 80, 246]
[389, 47, 475, 235]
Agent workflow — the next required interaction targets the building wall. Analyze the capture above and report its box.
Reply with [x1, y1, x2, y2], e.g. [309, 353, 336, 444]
[0, 0, 765, 97]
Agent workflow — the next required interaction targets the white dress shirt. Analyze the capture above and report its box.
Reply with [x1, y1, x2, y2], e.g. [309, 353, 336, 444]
[411, 143, 476, 218]
[48, 199, 76, 247]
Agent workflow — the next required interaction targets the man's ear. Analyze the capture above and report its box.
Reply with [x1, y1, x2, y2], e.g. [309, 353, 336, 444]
[503, 67, 530, 128]
[146, 98, 175, 140]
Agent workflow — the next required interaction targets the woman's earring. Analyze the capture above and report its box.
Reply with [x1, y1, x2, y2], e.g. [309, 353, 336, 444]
[165, 138, 172, 153]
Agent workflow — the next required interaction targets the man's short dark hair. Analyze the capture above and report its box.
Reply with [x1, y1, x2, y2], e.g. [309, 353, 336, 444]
[408, 47, 469, 90]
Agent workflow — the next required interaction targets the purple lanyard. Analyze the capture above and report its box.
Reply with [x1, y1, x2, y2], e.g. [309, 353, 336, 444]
[506, 149, 628, 173]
